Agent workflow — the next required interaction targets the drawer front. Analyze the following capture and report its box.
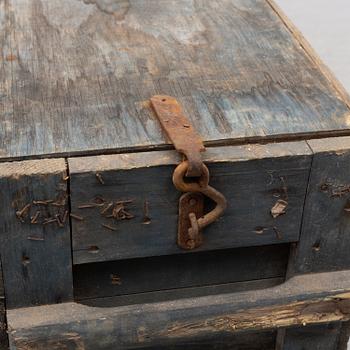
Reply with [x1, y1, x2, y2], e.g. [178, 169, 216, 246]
[69, 142, 312, 264]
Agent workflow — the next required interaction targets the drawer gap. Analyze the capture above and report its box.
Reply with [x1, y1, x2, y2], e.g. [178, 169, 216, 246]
[74, 244, 289, 307]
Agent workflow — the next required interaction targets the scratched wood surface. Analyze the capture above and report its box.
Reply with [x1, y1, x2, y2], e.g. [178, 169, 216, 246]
[69, 142, 311, 264]
[0, 0, 349, 161]
[7, 270, 350, 349]
[280, 136, 350, 347]
[0, 158, 73, 309]
[289, 136, 350, 275]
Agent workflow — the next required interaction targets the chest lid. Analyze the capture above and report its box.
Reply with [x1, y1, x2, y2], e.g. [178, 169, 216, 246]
[1, 0, 350, 162]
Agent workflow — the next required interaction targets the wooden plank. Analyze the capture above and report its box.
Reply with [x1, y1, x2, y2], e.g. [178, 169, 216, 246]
[136, 331, 277, 350]
[7, 270, 350, 349]
[337, 321, 350, 350]
[280, 136, 350, 347]
[0, 159, 73, 309]
[0, 259, 8, 350]
[69, 142, 312, 263]
[1, 0, 349, 161]
[81, 278, 284, 308]
[282, 323, 342, 350]
[74, 244, 288, 302]
[289, 136, 350, 274]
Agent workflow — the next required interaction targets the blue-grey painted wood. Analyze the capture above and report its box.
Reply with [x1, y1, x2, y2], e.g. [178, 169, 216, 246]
[0, 259, 7, 349]
[69, 142, 312, 264]
[0, 0, 349, 161]
[290, 137, 350, 274]
[0, 159, 73, 309]
[281, 136, 350, 349]
[7, 270, 350, 349]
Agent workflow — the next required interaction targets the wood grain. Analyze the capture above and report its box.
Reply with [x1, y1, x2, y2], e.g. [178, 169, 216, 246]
[0, 158, 73, 309]
[69, 142, 311, 264]
[0, 0, 349, 161]
[290, 136, 350, 274]
[7, 270, 350, 349]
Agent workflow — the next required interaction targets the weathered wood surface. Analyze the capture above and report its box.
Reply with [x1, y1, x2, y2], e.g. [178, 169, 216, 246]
[69, 142, 311, 263]
[0, 260, 7, 350]
[0, 0, 349, 161]
[7, 270, 350, 349]
[289, 136, 350, 274]
[74, 244, 288, 304]
[279, 137, 350, 350]
[0, 159, 73, 309]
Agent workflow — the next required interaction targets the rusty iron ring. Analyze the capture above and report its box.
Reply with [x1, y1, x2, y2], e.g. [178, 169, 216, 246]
[173, 161, 227, 235]
[172, 161, 209, 192]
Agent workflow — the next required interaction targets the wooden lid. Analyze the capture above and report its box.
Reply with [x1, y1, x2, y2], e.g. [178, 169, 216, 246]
[1, 0, 349, 161]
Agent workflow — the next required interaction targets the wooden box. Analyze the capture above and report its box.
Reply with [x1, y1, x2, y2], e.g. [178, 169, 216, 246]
[1, 0, 350, 349]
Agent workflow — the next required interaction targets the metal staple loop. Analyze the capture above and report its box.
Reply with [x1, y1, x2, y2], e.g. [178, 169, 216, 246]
[173, 161, 227, 237]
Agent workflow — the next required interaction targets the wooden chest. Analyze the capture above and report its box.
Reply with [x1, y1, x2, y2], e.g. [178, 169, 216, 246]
[1, 0, 350, 349]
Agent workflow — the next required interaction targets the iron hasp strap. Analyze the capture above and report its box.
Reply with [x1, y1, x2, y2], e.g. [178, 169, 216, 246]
[150, 95, 205, 177]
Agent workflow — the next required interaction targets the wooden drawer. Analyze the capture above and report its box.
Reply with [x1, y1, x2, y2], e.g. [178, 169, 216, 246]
[69, 142, 311, 264]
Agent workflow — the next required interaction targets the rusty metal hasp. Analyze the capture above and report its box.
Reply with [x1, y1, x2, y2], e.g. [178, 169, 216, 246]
[151, 95, 227, 250]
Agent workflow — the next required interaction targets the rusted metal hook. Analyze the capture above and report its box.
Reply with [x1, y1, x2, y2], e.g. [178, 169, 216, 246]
[151, 95, 227, 250]
[173, 161, 227, 249]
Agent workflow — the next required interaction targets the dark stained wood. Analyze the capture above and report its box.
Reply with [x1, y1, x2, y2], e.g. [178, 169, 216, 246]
[0, 159, 73, 309]
[69, 142, 311, 264]
[81, 278, 284, 308]
[280, 136, 350, 348]
[74, 244, 289, 303]
[7, 270, 350, 349]
[0, 259, 8, 350]
[282, 323, 342, 350]
[0, 0, 349, 162]
[137, 331, 277, 350]
[289, 136, 350, 274]
[337, 321, 350, 350]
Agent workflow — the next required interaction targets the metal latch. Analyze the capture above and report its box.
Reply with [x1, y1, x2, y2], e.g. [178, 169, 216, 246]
[151, 95, 227, 250]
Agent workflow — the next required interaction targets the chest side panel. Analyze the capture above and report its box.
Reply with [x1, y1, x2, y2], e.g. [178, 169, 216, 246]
[0, 158, 73, 309]
[290, 136, 350, 274]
